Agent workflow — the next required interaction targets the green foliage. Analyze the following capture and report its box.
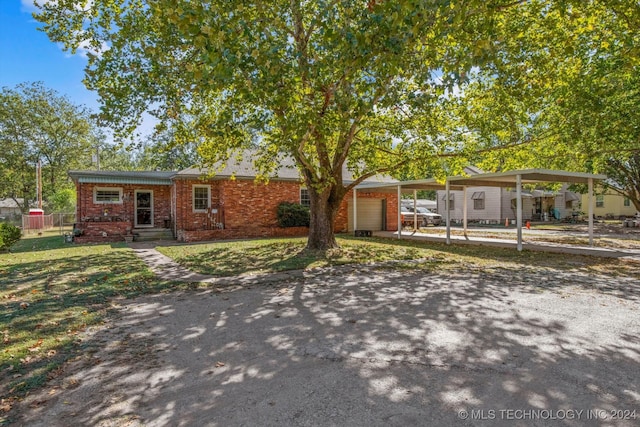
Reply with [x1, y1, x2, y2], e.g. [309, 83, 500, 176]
[0, 82, 101, 209]
[33, 0, 528, 249]
[48, 187, 76, 213]
[33, 0, 640, 248]
[441, 2, 640, 210]
[0, 222, 21, 251]
[276, 202, 310, 228]
[135, 128, 201, 170]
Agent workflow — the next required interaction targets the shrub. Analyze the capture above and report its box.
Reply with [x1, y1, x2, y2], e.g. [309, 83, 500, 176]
[277, 202, 310, 227]
[0, 223, 21, 251]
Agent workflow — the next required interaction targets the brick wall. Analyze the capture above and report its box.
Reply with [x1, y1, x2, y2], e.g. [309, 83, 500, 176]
[220, 179, 300, 228]
[73, 178, 398, 243]
[75, 182, 172, 240]
[173, 179, 224, 232]
[335, 190, 399, 232]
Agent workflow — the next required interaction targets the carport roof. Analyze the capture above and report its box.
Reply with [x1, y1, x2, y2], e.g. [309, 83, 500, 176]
[355, 178, 465, 193]
[355, 169, 606, 193]
[447, 169, 607, 187]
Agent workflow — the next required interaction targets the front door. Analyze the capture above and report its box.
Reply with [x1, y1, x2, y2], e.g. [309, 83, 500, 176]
[135, 190, 153, 228]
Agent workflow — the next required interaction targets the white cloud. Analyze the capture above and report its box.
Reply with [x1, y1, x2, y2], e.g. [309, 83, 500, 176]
[22, 1, 109, 59]
[21, 0, 51, 13]
[75, 37, 110, 59]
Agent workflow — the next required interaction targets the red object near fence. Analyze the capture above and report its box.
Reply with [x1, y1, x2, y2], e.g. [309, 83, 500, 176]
[27, 208, 45, 230]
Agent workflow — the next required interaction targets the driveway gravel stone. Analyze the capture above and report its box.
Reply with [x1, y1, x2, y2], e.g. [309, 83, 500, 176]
[15, 261, 639, 427]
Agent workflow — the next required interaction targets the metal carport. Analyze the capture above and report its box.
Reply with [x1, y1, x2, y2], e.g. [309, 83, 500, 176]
[355, 169, 607, 252]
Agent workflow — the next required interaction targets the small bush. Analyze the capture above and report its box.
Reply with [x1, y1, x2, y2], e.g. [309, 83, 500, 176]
[0, 222, 21, 251]
[277, 202, 310, 227]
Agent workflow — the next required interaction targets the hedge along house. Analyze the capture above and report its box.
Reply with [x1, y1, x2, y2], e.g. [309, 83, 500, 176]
[69, 154, 399, 243]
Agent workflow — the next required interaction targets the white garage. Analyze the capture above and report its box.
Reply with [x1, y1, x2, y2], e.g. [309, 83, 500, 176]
[347, 199, 385, 231]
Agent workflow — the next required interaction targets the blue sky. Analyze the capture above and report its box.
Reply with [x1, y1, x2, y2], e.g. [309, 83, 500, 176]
[0, 1, 101, 111]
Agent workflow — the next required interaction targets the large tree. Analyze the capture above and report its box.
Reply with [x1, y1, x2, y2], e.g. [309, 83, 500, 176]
[0, 82, 98, 212]
[36, 0, 608, 249]
[451, 1, 640, 209]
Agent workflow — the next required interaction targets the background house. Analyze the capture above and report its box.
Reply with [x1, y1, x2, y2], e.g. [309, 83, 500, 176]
[583, 192, 639, 219]
[69, 153, 398, 243]
[435, 167, 582, 223]
[0, 198, 25, 219]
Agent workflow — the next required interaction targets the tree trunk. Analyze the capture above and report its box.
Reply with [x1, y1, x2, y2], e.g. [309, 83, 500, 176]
[305, 184, 344, 251]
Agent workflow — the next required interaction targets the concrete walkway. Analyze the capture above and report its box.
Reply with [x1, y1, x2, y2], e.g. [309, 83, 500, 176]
[377, 230, 640, 262]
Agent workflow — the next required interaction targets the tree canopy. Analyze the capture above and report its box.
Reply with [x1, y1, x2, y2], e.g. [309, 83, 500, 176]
[0, 82, 98, 212]
[454, 2, 640, 209]
[34, 1, 640, 247]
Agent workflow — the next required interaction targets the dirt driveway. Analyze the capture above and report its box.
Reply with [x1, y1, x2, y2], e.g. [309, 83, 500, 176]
[15, 262, 640, 426]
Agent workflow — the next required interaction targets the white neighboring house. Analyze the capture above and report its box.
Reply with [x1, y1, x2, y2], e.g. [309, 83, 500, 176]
[0, 198, 24, 219]
[436, 167, 582, 223]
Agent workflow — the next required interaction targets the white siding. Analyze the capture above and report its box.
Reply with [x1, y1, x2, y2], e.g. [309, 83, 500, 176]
[436, 186, 502, 222]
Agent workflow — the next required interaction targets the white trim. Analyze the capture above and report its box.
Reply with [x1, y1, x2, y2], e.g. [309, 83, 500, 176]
[134, 189, 154, 228]
[300, 187, 311, 207]
[192, 184, 211, 212]
[93, 187, 123, 204]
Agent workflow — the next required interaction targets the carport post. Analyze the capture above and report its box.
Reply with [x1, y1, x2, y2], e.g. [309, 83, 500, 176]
[397, 185, 402, 239]
[413, 189, 418, 231]
[588, 178, 594, 246]
[463, 186, 468, 236]
[516, 174, 523, 251]
[445, 179, 451, 244]
[353, 188, 357, 232]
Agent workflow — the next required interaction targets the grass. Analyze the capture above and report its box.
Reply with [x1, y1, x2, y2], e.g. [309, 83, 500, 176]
[2, 231, 639, 421]
[156, 234, 640, 277]
[0, 231, 188, 415]
[157, 237, 433, 276]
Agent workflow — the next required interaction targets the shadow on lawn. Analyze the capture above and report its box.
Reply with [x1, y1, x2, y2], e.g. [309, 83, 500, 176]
[0, 243, 183, 412]
[15, 262, 640, 426]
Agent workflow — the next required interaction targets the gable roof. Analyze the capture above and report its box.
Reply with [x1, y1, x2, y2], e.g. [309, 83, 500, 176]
[175, 153, 300, 181]
[174, 150, 397, 184]
[68, 150, 397, 185]
[0, 198, 23, 209]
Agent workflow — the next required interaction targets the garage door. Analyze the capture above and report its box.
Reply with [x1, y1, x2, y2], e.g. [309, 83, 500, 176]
[347, 199, 384, 231]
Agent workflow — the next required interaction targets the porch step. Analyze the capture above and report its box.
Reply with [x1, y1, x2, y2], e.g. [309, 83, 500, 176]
[133, 228, 174, 241]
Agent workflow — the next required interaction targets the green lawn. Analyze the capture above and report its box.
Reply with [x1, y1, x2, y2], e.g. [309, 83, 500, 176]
[0, 232, 187, 413]
[155, 234, 640, 277]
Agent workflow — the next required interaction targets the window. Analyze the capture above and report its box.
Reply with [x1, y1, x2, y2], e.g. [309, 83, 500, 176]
[596, 195, 604, 208]
[565, 200, 573, 209]
[94, 187, 122, 204]
[624, 198, 631, 207]
[193, 185, 210, 211]
[441, 193, 455, 210]
[471, 192, 484, 210]
[300, 188, 310, 207]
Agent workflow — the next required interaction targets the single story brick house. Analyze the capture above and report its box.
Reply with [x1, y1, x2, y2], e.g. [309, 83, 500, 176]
[69, 155, 399, 243]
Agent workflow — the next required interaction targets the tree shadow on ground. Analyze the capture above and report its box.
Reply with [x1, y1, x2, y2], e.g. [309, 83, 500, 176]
[0, 246, 184, 412]
[14, 261, 640, 426]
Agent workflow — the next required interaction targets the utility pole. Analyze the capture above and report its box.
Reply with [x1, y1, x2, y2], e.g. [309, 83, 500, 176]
[92, 145, 101, 170]
[37, 160, 42, 209]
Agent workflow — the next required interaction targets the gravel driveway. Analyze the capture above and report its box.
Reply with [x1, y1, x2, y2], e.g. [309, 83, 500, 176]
[16, 263, 639, 426]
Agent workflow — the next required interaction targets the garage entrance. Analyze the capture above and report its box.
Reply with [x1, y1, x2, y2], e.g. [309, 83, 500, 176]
[348, 199, 385, 232]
